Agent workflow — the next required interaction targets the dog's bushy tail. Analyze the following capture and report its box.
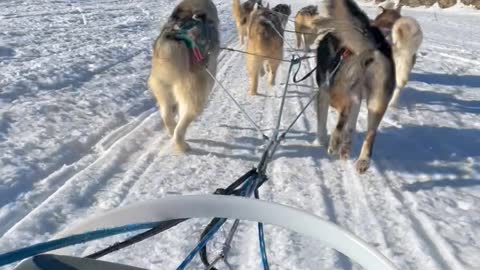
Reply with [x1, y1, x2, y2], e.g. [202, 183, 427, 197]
[392, 17, 423, 52]
[313, 0, 376, 55]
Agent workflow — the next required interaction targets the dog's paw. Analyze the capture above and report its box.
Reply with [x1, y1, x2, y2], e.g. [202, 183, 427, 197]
[166, 127, 175, 137]
[355, 159, 370, 174]
[173, 141, 191, 153]
[327, 145, 338, 155]
[339, 146, 350, 161]
[327, 135, 340, 155]
[248, 90, 257, 96]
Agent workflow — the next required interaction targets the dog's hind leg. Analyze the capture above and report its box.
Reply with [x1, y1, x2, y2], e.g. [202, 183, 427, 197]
[247, 55, 261, 96]
[240, 24, 246, 45]
[173, 104, 196, 153]
[389, 87, 402, 106]
[356, 102, 388, 173]
[295, 24, 303, 48]
[267, 59, 281, 88]
[148, 77, 176, 136]
[340, 95, 361, 160]
[328, 106, 349, 155]
[315, 90, 330, 146]
[171, 80, 208, 153]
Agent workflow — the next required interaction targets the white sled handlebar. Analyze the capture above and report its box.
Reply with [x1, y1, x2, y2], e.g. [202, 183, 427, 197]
[57, 195, 398, 270]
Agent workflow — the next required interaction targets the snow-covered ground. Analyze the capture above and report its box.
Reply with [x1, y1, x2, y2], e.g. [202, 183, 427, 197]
[1, 0, 479, 269]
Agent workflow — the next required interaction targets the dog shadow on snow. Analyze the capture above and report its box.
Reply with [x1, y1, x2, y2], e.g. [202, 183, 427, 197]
[410, 72, 480, 88]
[372, 124, 480, 188]
[196, 122, 480, 193]
[398, 85, 480, 114]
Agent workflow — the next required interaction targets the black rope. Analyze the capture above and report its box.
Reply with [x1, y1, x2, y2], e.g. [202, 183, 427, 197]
[284, 29, 318, 36]
[220, 47, 315, 63]
[86, 219, 187, 259]
[293, 64, 317, 83]
[220, 47, 290, 62]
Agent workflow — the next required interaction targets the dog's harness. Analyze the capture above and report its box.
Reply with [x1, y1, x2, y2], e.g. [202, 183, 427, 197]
[293, 47, 353, 84]
[168, 16, 212, 64]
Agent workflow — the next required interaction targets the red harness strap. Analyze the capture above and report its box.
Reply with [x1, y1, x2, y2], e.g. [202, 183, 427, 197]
[342, 48, 353, 59]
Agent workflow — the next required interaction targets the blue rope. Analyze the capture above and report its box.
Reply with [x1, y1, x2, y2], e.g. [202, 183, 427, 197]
[176, 218, 226, 270]
[178, 174, 258, 269]
[0, 222, 160, 267]
[258, 222, 270, 270]
[255, 189, 270, 270]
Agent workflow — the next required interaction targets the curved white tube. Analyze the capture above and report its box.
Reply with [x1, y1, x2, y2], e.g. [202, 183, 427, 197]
[57, 195, 398, 270]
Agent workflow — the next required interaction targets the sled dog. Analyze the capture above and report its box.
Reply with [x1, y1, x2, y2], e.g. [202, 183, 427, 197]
[246, 4, 284, 96]
[233, 0, 263, 45]
[294, 5, 323, 51]
[313, 0, 396, 173]
[272, 4, 292, 29]
[148, 0, 220, 153]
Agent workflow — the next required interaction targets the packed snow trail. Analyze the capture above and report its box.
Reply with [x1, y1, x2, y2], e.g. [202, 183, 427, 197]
[1, 0, 480, 269]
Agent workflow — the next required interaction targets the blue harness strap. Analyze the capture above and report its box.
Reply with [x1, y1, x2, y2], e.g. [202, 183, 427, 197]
[0, 222, 161, 267]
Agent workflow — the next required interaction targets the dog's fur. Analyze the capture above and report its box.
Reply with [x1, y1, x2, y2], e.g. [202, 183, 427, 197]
[372, 5, 402, 31]
[314, 0, 396, 173]
[246, 4, 284, 96]
[373, 6, 423, 105]
[390, 17, 423, 105]
[148, 0, 220, 153]
[233, 0, 262, 45]
[294, 5, 323, 51]
[272, 4, 292, 29]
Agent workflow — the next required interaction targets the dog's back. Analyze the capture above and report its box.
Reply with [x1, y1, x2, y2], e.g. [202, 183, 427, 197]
[233, 0, 262, 44]
[272, 4, 291, 28]
[272, 4, 291, 17]
[248, 6, 283, 55]
[298, 5, 319, 17]
[153, 0, 220, 79]
[295, 5, 322, 49]
[148, 0, 220, 152]
[246, 5, 284, 95]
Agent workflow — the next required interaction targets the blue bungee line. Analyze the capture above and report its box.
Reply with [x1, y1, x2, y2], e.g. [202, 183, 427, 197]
[0, 222, 162, 267]
[258, 222, 269, 270]
[176, 174, 255, 270]
[176, 218, 226, 270]
[177, 172, 270, 270]
[255, 189, 270, 270]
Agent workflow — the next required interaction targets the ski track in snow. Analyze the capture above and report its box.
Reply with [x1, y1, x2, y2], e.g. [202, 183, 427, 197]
[1, 0, 480, 269]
